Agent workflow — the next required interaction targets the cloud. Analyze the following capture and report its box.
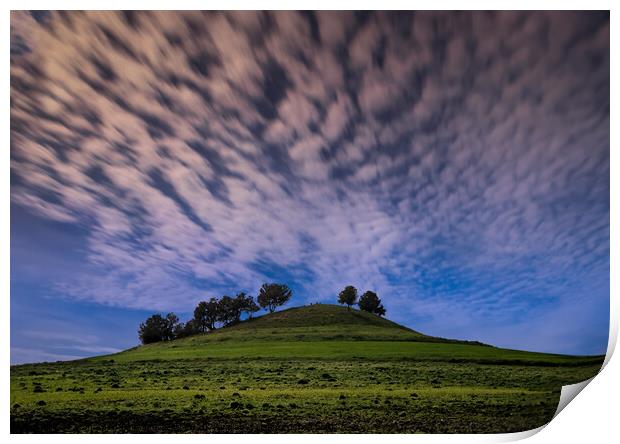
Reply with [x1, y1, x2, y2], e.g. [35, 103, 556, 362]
[10, 12, 609, 352]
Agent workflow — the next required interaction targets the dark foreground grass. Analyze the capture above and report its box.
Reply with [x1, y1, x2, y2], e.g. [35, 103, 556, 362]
[11, 305, 604, 433]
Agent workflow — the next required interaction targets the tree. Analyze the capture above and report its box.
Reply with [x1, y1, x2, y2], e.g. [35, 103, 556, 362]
[203, 298, 221, 330]
[338, 285, 358, 309]
[358, 291, 386, 316]
[138, 314, 167, 344]
[193, 301, 208, 333]
[230, 292, 259, 322]
[243, 295, 260, 319]
[175, 319, 200, 338]
[163, 313, 180, 341]
[139, 312, 182, 344]
[173, 321, 187, 339]
[257, 283, 292, 313]
[217, 295, 237, 326]
[230, 293, 246, 324]
[194, 298, 220, 332]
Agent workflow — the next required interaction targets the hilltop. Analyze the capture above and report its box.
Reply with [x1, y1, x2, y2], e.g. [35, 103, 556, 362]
[222, 303, 413, 330]
[167, 303, 451, 342]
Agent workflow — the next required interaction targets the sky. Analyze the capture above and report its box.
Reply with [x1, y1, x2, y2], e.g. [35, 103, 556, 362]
[10, 11, 609, 363]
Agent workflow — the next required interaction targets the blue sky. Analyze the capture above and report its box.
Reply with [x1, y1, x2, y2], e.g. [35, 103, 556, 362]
[10, 11, 609, 363]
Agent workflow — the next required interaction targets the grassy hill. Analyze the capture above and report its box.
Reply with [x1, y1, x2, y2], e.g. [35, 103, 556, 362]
[107, 304, 596, 366]
[11, 304, 604, 433]
[111, 304, 489, 361]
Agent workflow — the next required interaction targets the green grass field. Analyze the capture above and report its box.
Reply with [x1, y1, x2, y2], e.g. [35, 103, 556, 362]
[10, 304, 604, 433]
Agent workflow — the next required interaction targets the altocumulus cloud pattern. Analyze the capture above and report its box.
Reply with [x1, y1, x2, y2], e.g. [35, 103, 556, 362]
[10, 11, 609, 356]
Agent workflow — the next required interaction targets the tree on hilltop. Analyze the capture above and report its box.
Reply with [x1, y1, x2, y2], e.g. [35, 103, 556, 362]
[358, 291, 386, 317]
[138, 313, 181, 344]
[237, 292, 260, 319]
[163, 313, 180, 341]
[338, 285, 358, 309]
[138, 284, 292, 343]
[257, 283, 292, 313]
[138, 314, 166, 344]
[194, 298, 220, 332]
[227, 292, 258, 324]
[217, 295, 237, 326]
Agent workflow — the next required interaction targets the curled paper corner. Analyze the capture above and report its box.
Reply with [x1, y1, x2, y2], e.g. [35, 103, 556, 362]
[549, 323, 616, 424]
[500, 340, 615, 442]
[534, 327, 617, 437]
[553, 376, 596, 419]
[495, 377, 597, 442]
